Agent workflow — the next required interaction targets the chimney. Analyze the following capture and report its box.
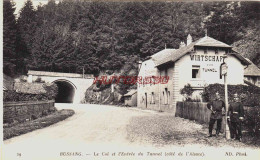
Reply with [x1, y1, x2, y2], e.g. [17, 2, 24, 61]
[138, 60, 142, 71]
[179, 41, 186, 48]
[187, 34, 192, 45]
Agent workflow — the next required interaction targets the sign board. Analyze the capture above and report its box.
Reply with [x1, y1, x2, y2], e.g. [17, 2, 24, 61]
[220, 63, 228, 75]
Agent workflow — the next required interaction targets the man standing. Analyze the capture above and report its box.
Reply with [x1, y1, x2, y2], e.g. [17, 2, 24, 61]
[207, 92, 226, 137]
[227, 93, 244, 141]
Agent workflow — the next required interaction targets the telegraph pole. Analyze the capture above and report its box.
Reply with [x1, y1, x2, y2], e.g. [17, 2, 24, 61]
[221, 57, 230, 139]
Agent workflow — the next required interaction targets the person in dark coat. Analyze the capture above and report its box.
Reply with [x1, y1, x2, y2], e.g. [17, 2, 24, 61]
[227, 93, 244, 141]
[207, 92, 226, 137]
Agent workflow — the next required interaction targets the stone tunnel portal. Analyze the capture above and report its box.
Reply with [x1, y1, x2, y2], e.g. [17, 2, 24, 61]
[54, 80, 76, 103]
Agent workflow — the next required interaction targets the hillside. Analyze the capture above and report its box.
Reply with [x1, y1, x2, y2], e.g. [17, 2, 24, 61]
[3, 1, 259, 104]
[233, 24, 260, 67]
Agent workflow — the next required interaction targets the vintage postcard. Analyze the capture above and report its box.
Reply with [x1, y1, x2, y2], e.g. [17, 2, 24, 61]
[1, 0, 260, 160]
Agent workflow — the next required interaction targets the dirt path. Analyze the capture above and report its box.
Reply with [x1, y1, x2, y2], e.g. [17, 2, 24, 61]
[3, 104, 259, 160]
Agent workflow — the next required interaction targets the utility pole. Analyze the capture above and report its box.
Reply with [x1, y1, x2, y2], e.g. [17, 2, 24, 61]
[221, 56, 230, 139]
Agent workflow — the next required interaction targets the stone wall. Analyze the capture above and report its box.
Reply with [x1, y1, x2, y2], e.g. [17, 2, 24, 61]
[3, 100, 55, 124]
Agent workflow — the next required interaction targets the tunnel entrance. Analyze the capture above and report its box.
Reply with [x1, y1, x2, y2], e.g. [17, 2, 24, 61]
[54, 80, 75, 103]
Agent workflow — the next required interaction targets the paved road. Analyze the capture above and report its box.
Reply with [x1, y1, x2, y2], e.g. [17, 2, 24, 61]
[3, 104, 259, 160]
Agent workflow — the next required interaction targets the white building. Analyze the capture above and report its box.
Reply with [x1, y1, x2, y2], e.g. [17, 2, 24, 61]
[244, 58, 260, 87]
[137, 35, 250, 113]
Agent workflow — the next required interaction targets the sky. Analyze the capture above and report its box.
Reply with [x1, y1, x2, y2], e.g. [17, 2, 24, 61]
[13, 0, 59, 17]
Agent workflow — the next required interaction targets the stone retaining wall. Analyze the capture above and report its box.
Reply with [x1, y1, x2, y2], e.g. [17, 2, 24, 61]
[3, 100, 55, 124]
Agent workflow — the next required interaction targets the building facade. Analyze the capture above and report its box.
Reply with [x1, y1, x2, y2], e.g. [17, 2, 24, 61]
[124, 90, 137, 106]
[244, 58, 260, 87]
[137, 35, 249, 114]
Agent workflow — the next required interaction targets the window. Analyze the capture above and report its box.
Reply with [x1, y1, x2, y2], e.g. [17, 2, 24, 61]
[225, 49, 232, 54]
[215, 49, 219, 54]
[164, 88, 168, 104]
[192, 47, 196, 53]
[192, 65, 200, 79]
[204, 48, 208, 54]
[162, 91, 165, 104]
[151, 92, 155, 104]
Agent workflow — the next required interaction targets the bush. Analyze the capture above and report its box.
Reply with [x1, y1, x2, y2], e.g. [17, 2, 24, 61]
[244, 107, 260, 137]
[201, 83, 260, 107]
[43, 83, 58, 100]
[244, 107, 260, 135]
[180, 84, 193, 96]
[3, 83, 58, 102]
[180, 84, 194, 101]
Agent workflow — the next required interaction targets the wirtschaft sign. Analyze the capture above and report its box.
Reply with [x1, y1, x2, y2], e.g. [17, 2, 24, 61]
[220, 62, 228, 75]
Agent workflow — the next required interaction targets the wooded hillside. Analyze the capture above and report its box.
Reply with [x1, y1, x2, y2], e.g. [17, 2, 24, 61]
[3, 0, 260, 77]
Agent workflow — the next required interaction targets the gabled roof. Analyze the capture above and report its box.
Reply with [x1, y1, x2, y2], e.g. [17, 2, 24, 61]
[244, 58, 260, 76]
[151, 49, 176, 66]
[195, 36, 231, 48]
[124, 89, 137, 97]
[152, 40, 198, 67]
[152, 36, 249, 67]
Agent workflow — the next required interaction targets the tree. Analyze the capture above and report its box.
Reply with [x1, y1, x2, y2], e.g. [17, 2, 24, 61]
[16, 0, 37, 74]
[203, 2, 242, 44]
[3, 0, 18, 76]
[17, 0, 37, 53]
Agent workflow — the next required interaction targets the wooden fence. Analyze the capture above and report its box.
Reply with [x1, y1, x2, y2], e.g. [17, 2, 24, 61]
[176, 101, 225, 132]
[176, 102, 211, 124]
[175, 101, 254, 133]
[3, 100, 55, 124]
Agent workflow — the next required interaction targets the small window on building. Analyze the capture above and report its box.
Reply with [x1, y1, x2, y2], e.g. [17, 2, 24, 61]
[192, 65, 200, 79]
[215, 49, 219, 54]
[164, 88, 168, 104]
[204, 48, 208, 54]
[162, 91, 165, 104]
[151, 92, 155, 104]
[225, 49, 231, 54]
[192, 47, 196, 53]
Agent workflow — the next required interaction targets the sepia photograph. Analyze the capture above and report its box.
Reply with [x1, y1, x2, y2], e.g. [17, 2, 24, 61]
[1, 0, 260, 160]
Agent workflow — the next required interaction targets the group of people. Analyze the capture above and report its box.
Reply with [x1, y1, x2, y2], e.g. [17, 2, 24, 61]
[207, 92, 244, 141]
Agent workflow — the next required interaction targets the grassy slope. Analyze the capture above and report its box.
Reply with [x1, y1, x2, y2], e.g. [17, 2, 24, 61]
[3, 109, 75, 140]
